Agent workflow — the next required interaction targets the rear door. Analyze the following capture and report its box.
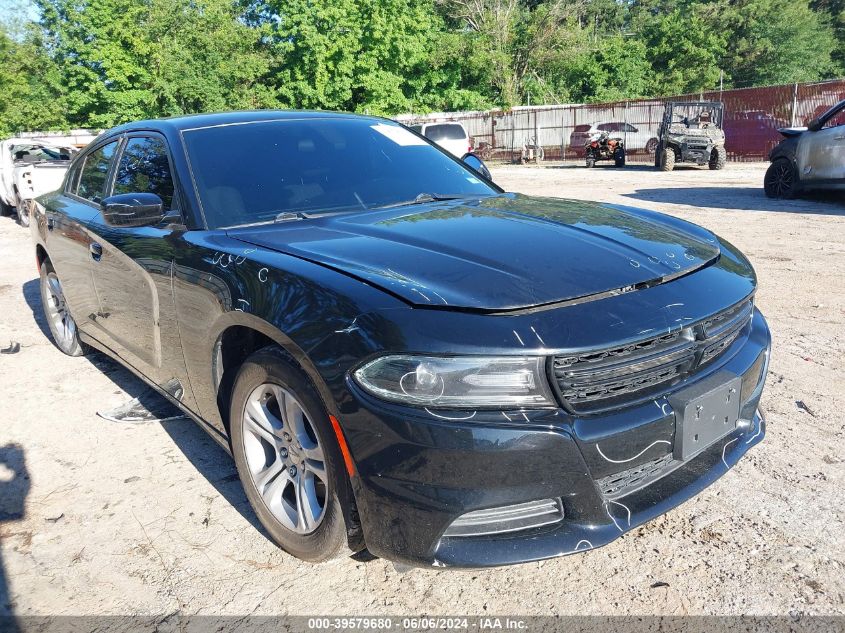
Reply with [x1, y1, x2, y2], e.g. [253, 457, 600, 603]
[798, 104, 845, 183]
[84, 133, 195, 405]
[44, 139, 120, 336]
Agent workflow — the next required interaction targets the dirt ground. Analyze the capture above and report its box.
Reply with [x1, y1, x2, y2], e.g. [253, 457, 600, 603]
[0, 162, 843, 619]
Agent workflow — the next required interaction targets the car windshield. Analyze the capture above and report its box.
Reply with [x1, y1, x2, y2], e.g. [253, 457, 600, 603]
[182, 118, 495, 229]
[424, 123, 466, 141]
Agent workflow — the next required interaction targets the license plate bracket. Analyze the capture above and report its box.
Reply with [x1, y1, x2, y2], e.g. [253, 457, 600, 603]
[669, 372, 742, 460]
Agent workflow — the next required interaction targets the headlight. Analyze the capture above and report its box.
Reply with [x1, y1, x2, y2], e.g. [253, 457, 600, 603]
[352, 355, 556, 409]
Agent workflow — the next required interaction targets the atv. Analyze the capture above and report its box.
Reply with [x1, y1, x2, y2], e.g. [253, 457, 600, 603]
[585, 130, 625, 168]
[655, 101, 726, 171]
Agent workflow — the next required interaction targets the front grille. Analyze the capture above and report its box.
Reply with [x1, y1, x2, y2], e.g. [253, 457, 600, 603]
[596, 452, 676, 498]
[552, 299, 753, 413]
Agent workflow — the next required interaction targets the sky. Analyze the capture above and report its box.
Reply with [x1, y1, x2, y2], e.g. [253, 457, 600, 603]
[0, 0, 40, 37]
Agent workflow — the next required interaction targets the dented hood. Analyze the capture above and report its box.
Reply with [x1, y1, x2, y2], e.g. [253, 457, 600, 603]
[227, 194, 721, 311]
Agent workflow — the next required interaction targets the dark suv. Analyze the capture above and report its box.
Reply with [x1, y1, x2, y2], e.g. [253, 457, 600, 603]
[31, 111, 770, 568]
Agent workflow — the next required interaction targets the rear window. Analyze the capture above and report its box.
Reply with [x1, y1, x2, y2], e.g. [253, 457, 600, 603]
[424, 124, 467, 141]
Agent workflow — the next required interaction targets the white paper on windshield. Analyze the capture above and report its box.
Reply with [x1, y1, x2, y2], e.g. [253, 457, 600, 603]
[371, 124, 428, 146]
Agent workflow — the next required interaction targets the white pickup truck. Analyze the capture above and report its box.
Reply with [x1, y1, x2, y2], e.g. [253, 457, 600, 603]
[0, 138, 77, 227]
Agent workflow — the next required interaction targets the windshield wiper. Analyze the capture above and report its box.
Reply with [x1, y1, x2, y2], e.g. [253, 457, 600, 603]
[377, 193, 474, 210]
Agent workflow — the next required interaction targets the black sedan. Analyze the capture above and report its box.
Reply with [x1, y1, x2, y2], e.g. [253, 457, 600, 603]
[31, 111, 770, 568]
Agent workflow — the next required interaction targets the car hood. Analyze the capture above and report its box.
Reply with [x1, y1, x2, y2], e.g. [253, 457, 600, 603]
[778, 126, 807, 138]
[227, 194, 721, 311]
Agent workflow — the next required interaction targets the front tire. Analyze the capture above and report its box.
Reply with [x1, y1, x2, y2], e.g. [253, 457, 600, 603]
[659, 146, 676, 171]
[39, 260, 86, 356]
[229, 347, 358, 562]
[614, 147, 626, 167]
[764, 158, 797, 199]
[709, 145, 726, 170]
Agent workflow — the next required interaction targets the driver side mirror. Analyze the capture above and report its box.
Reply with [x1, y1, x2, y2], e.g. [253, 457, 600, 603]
[101, 192, 164, 227]
[461, 152, 494, 183]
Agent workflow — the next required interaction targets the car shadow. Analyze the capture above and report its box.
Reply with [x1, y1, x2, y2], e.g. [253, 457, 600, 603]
[624, 187, 845, 215]
[541, 162, 660, 172]
[21, 279, 51, 342]
[0, 443, 30, 632]
[20, 279, 270, 542]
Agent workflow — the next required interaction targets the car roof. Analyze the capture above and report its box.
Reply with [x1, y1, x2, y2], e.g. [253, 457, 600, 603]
[105, 110, 386, 136]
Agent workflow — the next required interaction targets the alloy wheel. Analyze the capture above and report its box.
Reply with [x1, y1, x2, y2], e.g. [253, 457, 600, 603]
[241, 383, 328, 534]
[43, 271, 77, 349]
[765, 161, 794, 197]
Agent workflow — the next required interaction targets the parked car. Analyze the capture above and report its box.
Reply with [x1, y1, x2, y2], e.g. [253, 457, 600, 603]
[570, 122, 658, 155]
[0, 138, 77, 226]
[765, 99, 845, 198]
[31, 111, 770, 568]
[724, 110, 789, 158]
[409, 121, 471, 158]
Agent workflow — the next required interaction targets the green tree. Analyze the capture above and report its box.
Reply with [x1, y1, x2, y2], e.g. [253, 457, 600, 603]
[717, 0, 840, 86]
[637, 7, 726, 95]
[34, 0, 276, 127]
[0, 24, 68, 134]
[548, 34, 652, 102]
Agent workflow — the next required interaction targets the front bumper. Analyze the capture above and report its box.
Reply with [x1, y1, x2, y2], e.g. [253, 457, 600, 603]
[342, 310, 770, 568]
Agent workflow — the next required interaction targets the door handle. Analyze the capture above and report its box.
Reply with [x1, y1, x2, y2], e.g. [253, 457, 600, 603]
[90, 242, 103, 261]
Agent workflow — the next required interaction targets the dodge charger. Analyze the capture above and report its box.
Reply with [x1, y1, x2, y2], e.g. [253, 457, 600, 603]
[30, 111, 770, 567]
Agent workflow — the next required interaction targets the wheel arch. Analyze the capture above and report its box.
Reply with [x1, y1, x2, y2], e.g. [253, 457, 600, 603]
[210, 312, 339, 437]
[35, 244, 48, 268]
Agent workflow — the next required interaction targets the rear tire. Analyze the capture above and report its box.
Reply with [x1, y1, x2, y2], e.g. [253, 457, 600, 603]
[659, 146, 676, 171]
[229, 346, 360, 562]
[0, 200, 13, 217]
[764, 158, 797, 199]
[585, 156, 595, 168]
[709, 146, 726, 170]
[39, 260, 87, 356]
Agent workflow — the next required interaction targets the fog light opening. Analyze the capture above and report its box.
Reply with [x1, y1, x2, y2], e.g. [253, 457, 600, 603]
[442, 498, 564, 538]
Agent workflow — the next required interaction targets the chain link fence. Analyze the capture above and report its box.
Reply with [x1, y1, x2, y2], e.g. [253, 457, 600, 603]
[396, 79, 845, 164]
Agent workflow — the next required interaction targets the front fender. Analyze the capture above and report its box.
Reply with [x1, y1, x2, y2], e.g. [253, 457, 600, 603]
[174, 231, 404, 434]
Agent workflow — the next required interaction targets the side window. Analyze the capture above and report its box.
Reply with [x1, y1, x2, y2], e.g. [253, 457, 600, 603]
[597, 123, 611, 131]
[112, 137, 176, 210]
[77, 141, 118, 203]
[623, 123, 638, 133]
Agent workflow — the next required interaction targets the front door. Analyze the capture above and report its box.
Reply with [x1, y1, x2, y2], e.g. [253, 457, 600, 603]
[84, 134, 197, 409]
[798, 104, 845, 182]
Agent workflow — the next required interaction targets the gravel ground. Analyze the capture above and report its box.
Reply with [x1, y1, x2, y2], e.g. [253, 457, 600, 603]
[0, 162, 843, 619]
